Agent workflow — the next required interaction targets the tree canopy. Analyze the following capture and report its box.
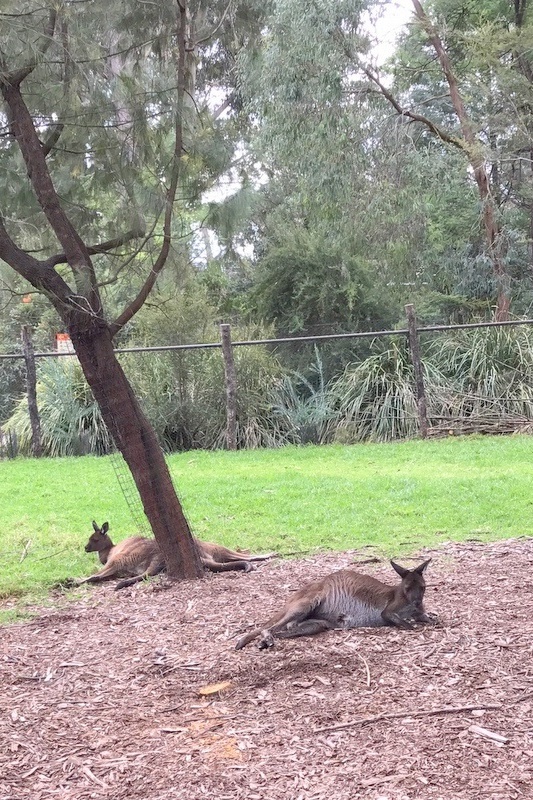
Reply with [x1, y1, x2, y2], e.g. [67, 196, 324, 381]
[3, 0, 533, 462]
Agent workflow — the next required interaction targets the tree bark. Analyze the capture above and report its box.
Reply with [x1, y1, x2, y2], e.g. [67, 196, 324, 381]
[70, 320, 202, 579]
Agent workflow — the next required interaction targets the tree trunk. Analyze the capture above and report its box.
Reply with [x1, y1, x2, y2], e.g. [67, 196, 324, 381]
[70, 317, 202, 580]
[0, 2, 204, 581]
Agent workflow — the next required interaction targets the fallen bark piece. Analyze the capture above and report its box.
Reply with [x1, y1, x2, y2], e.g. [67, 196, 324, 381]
[197, 680, 233, 696]
[468, 725, 509, 744]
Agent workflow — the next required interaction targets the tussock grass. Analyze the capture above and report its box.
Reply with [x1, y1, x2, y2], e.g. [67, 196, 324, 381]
[1, 435, 533, 615]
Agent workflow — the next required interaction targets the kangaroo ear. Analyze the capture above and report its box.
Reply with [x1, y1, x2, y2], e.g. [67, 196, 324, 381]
[390, 560, 409, 578]
[414, 558, 431, 575]
[101, 522, 109, 534]
[92, 520, 99, 532]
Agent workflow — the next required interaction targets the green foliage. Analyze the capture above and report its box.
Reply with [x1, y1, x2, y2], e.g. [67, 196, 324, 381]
[122, 335, 285, 451]
[120, 281, 286, 450]
[333, 342, 420, 442]
[4, 360, 112, 457]
[428, 325, 533, 421]
[332, 325, 533, 443]
[251, 227, 394, 334]
[270, 349, 338, 444]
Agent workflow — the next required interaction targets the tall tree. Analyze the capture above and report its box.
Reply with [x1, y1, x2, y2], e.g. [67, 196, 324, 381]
[234, 0, 533, 323]
[0, 2, 207, 578]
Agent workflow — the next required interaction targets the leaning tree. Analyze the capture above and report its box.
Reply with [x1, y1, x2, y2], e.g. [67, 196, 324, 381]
[0, 0, 241, 579]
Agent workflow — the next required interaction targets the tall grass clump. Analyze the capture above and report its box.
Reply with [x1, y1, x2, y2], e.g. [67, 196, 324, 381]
[4, 359, 112, 456]
[270, 349, 338, 444]
[428, 325, 533, 422]
[121, 325, 287, 451]
[332, 342, 416, 442]
[331, 340, 446, 442]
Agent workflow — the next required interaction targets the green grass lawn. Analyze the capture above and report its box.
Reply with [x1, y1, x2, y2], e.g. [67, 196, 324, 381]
[1, 435, 533, 609]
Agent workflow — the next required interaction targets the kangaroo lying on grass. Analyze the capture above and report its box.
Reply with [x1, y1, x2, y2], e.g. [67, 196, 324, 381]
[79, 521, 276, 590]
[235, 559, 436, 650]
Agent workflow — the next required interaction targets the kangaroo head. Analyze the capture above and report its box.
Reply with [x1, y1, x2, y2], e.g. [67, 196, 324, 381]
[85, 520, 111, 553]
[390, 558, 431, 605]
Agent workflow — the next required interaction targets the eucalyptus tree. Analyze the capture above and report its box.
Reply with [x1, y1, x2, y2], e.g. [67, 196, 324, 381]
[234, 0, 404, 337]
[370, 0, 533, 319]
[234, 0, 473, 332]
[235, 0, 533, 324]
[0, 1, 264, 579]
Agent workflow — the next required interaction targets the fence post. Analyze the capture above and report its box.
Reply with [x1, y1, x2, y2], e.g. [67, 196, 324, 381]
[405, 304, 429, 439]
[21, 325, 42, 457]
[220, 323, 237, 450]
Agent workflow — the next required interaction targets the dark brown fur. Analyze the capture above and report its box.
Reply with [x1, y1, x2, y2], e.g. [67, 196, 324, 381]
[80, 521, 276, 590]
[235, 559, 436, 650]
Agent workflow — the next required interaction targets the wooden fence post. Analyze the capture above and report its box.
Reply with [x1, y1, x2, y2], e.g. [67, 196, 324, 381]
[220, 323, 237, 450]
[405, 304, 429, 439]
[21, 325, 42, 457]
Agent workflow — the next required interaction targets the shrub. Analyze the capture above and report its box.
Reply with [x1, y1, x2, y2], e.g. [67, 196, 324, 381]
[4, 359, 112, 456]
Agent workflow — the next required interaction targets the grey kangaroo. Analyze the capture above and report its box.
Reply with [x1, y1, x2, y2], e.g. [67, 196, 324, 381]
[80, 521, 276, 590]
[235, 559, 436, 650]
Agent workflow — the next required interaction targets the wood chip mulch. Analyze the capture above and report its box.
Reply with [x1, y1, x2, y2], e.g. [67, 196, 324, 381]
[2, 537, 533, 800]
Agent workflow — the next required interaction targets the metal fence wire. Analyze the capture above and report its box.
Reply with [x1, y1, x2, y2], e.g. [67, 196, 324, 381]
[3, 311, 533, 465]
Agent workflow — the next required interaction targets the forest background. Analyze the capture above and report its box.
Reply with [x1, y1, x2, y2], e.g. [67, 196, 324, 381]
[3, 0, 533, 455]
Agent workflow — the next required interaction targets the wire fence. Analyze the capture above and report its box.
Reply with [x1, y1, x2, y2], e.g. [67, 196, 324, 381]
[3, 307, 533, 463]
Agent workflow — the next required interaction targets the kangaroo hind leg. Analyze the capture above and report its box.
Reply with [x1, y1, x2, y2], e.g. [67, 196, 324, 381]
[257, 598, 318, 650]
[276, 618, 333, 640]
[202, 557, 253, 573]
[77, 565, 118, 586]
[115, 559, 165, 591]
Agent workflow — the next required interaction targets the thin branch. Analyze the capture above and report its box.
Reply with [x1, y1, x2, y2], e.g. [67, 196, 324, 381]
[331, 24, 464, 150]
[314, 703, 503, 734]
[1, 9, 58, 86]
[19, 539, 32, 563]
[40, 18, 73, 157]
[411, 0, 476, 149]
[43, 227, 146, 268]
[193, 1, 232, 47]
[362, 65, 464, 149]
[110, 0, 188, 336]
[212, 95, 232, 121]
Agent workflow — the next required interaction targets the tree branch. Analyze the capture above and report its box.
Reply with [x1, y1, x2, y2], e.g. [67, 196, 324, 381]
[43, 226, 147, 268]
[0, 9, 57, 86]
[411, 0, 476, 150]
[361, 65, 464, 150]
[193, 1, 232, 47]
[0, 214, 74, 315]
[330, 23, 464, 150]
[0, 77, 100, 319]
[110, 0, 189, 336]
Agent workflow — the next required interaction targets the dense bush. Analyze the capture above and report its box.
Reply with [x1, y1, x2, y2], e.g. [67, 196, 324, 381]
[121, 331, 286, 451]
[4, 359, 112, 457]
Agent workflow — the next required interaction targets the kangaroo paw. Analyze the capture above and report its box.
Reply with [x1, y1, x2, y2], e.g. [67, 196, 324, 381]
[258, 632, 275, 650]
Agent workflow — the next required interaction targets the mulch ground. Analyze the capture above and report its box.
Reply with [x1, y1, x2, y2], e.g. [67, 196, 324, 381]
[2, 537, 533, 800]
